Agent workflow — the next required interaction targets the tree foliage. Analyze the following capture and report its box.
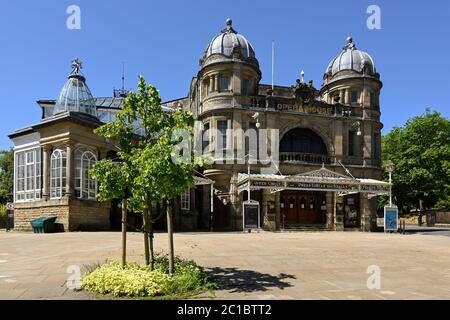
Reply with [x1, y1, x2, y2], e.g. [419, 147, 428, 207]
[90, 76, 205, 268]
[0, 149, 13, 204]
[382, 109, 450, 211]
[91, 76, 202, 210]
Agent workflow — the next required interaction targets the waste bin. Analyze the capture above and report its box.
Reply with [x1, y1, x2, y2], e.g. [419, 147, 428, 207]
[30, 216, 58, 233]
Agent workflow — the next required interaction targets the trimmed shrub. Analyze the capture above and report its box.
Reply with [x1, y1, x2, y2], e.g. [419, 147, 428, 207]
[81, 254, 215, 298]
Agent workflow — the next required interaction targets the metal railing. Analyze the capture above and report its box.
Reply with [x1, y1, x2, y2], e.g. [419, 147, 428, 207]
[280, 152, 332, 164]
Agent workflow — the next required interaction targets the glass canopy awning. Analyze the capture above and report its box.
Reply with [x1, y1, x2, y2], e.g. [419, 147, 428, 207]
[237, 167, 391, 198]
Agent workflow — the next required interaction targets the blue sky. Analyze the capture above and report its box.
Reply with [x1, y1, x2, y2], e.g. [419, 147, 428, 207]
[0, 0, 449, 150]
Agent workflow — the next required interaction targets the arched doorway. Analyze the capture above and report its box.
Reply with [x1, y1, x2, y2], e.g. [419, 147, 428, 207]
[279, 128, 329, 227]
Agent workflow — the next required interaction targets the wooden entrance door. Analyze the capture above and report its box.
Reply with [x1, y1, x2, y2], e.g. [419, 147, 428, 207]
[298, 193, 320, 224]
[281, 191, 325, 225]
[285, 194, 298, 223]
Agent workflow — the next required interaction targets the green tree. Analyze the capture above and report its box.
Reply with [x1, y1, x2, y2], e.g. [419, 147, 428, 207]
[90, 159, 131, 267]
[0, 149, 14, 204]
[381, 109, 450, 213]
[91, 76, 203, 272]
[132, 110, 206, 274]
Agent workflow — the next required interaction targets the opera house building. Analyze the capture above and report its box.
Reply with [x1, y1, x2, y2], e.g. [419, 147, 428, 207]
[9, 19, 390, 232]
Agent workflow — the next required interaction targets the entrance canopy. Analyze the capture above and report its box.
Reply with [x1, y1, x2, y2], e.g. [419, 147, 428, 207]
[237, 167, 391, 198]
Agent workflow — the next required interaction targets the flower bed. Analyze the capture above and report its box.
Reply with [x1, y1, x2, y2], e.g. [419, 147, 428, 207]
[81, 254, 215, 298]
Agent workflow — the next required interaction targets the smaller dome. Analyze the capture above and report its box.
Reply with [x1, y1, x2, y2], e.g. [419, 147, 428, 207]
[54, 59, 97, 117]
[325, 37, 378, 82]
[203, 19, 256, 61]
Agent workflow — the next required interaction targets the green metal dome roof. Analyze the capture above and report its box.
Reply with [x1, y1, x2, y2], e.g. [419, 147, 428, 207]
[54, 59, 97, 118]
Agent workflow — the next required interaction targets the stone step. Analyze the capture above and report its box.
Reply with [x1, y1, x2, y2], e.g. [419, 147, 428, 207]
[282, 224, 329, 232]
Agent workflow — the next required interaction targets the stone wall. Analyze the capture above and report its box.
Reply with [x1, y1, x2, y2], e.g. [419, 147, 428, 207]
[69, 199, 111, 231]
[14, 198, 111, 232]
[14, 199, 69, 232]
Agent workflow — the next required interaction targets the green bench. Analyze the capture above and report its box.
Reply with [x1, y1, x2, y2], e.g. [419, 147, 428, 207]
[30, 216, 58, 233]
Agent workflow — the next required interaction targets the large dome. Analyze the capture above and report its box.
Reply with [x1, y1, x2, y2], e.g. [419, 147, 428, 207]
[201, 19, 257, 66]
[54, 59, 97, 118]
[324, 37, 379, 83]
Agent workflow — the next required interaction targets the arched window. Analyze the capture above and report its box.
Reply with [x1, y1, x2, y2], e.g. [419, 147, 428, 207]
[75, 148, 97, 199]
[280, 128, 328, 154]
[50, 149, 67, 199]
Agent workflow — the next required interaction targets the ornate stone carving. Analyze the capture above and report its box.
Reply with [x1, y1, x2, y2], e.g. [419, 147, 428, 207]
[292, 79, 318, 103]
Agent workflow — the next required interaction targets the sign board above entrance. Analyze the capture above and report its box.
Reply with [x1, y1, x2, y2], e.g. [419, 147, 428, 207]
[237, 168, 391, 197]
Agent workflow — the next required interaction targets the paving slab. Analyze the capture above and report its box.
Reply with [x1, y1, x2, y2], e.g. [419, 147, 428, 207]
[1, 230, 450, 300]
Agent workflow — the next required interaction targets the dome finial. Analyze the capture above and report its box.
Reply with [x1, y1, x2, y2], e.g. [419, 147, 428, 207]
[344, 36, 356, 50]
[222, 18, 236, 34]
[71, 58, 83, 75]
[69, 57, 85, 81]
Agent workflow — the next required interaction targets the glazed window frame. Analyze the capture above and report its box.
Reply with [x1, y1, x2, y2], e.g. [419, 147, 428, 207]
[50, 148, 67, 200]
[242, 79, 250, 96]
[350, 91, 359, 104]
[216, 120, 228, 151]
[348, 130, 356, 157]
[15, 148, 42, 202]
[180, 189, 190, 211]
[202, 122, 211, 153]
[74, 148, 98, 200]
[219, 76, 231, 92]
[370, 92, 379, 109]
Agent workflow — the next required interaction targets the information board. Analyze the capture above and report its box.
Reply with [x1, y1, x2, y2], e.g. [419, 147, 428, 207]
[243, 202, 260, 230]
[384, 206, 398, 232]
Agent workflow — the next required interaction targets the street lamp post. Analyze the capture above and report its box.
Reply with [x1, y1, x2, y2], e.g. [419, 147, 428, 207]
[386, 160, 394, 206]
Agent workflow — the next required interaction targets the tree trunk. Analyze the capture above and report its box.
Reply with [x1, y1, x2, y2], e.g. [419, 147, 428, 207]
[143, 207, 150, 266]
[167, 199, 175, 275]
[121, 198, 128, 268]
[418, 199, 424, 226]
[148, 205, 155, 271]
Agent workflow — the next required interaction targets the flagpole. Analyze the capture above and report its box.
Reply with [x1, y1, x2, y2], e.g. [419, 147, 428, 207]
[272, 40, 275, 91]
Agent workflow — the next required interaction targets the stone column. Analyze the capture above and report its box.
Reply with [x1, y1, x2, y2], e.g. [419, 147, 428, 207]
[363, 122, 372, 160]
[229, 173, 240, 231]
[65, 144, 74, 198]
[334, 192, 344, 231]
[340, 90, 345, 104]
[360, 194, 375, 231]
[214, 74, 218, 92]
[42, 146, 52, 201]
[275, 192, 281, 231]
[209, 76, 214, 94]
[334, 121, 343, 158]
[326, 192, 334, 230]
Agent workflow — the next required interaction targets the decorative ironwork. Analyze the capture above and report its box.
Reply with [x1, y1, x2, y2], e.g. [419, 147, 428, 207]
[71, 58, 83, 76]
[293, 166, 354, 180]
[280, 152, 331, 164]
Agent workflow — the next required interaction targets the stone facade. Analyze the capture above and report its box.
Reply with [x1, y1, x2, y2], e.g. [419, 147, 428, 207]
[9, 21, 387, 233]
[162, 20, 385, 232]
[13, 199, 110, 232]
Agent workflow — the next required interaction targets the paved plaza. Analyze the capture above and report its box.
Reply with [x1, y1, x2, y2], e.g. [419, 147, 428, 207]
[1, 230, 450, 300]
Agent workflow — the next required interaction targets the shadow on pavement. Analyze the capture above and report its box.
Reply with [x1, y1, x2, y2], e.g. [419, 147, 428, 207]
[206, 267, 295, 293]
